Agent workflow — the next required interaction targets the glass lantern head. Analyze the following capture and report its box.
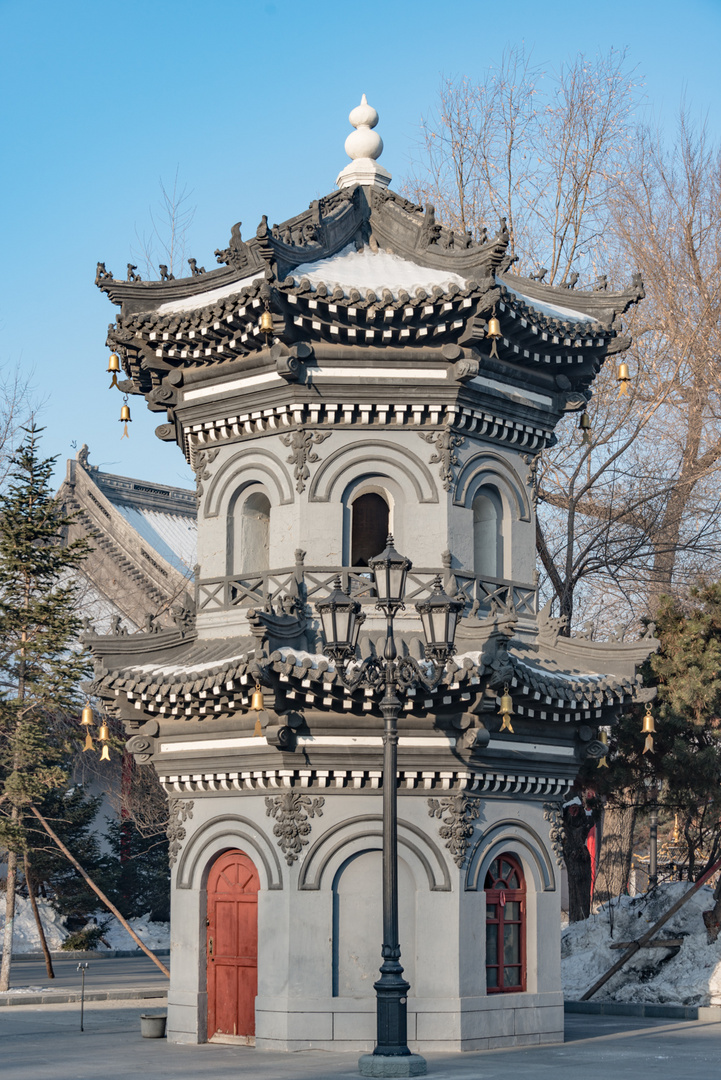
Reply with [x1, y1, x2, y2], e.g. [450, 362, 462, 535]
[415, 575, 464, 659]
[368, 534, 412, 611]
[317, 577, 364, 659]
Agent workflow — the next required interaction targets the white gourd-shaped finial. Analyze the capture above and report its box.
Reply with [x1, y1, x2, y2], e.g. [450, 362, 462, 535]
[336, 94, 392, 191]
[344, 94, 383, 162]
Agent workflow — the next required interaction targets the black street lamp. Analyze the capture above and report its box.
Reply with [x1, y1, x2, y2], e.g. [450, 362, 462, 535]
[317, 538, 463, 1078]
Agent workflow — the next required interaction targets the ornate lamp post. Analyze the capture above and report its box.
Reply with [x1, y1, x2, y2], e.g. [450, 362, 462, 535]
[317, 538, 463, 1077]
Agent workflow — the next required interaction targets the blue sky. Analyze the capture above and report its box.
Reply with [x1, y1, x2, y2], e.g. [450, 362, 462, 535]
[1, 0, 719, 489]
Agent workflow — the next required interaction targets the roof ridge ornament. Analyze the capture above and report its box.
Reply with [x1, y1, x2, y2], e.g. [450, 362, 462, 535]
[336, 94, 392, 192]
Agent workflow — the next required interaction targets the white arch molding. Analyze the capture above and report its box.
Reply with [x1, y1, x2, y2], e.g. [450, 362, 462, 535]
[308, 440, 439, 505]
[298, 815, 452, 892]
[176, 814, 283, 891]
[464, 819, 556, 893]
[203, 446, 295, 518]
[454, 450, 531, 521]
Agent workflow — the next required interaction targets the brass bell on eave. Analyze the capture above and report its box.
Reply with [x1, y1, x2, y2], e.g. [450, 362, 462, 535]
[617, 361, 631, 396]
[98, 720, 111, 762]
[642, 705, 656, 754]
[498, 685, 514, 733]
[578, 410, 592, 445]
[107, 352, 121, 389]
[81, 702, 94, 752]
[597, 728, 609, 768]
[260, 309, 274, 335]
[119, 399, 131, 439]
[487, 314, 502, 359]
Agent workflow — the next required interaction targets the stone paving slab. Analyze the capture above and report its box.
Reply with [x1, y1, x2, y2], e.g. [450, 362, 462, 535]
[0, 1002, 719, 1080]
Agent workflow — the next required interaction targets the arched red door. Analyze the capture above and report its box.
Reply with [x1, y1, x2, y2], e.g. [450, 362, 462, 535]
[206, 850, 259, 1039]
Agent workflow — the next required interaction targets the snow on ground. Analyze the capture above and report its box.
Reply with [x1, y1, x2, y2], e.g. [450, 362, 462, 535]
[101, 916, 169, 952]
[563, 882, 721, 1005]
[0, 895, 68, 952]
[0, 893, 169, 954]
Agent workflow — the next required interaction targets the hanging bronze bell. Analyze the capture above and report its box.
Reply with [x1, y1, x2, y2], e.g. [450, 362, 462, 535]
[642, 705, 655, 754]
[487, 315, 502, 358]
[498, 685, 514, 733]
[260, 309, 273, 335]
[597, 728, 609, 768]
[617, 361, 631, 396]
[80, 703, 94, 727]
[250, 682, 265, 711]
[107, 352, 121, 389]
[119, 401, 131, 439]
[98, 720, 111, 761]
[579, 410, 592, 444]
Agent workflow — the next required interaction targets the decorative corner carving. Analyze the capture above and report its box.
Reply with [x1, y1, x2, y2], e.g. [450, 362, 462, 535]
[419, 428, 464, 492]
[155, 423, 175, 442]
[427, 795, 481, 867]
[194, 447, 219, 499]
[125, 733, 154, 764]
[265, 793, 325, 865]
[536, 598, 568, 648]
[281, 429, 330, 493]
[543, 802, 565, 867]
[453, 357, 480, 382]
[167, 798, 194, 868]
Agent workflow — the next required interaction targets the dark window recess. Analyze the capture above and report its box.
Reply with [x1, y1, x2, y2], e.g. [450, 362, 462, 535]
[351, 493, 389, 567]
[484, 853, 526, 994]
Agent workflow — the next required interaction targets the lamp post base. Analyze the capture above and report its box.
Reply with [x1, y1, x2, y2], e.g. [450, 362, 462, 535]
[358, 1053, 427, 1077]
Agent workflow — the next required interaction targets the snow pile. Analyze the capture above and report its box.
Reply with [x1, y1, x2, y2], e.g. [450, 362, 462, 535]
[0, 893, 170, 954]
[101, 916, 169, 952]
[562, 882, 721, 1005]
[0, 894, 68, 953]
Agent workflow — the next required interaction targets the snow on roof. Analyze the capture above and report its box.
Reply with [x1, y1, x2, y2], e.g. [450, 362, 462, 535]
[113, 504, 196, 574]
[292, 245, 468, 299]
[156, 270, 264, 314]
[500, 279, 597, 324]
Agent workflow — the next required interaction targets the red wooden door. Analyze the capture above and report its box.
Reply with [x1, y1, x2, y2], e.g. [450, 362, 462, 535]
[206, 850, 259, 1038]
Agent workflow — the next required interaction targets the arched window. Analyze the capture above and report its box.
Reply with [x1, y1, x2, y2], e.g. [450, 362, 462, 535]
[230, 489, 271, 575]
[351, 493, 389, 567]
[473, 489, 503, 579]
[484, 853, 526, 993]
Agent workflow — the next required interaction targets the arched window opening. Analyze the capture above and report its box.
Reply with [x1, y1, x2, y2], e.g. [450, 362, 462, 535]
[231, 489, 271, 575]
[351, 493, 389, 567]
[473, 490, 503, 579]
[484, 853, 526, 993]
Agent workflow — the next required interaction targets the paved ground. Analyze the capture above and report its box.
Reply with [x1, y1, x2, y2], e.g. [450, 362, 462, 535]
[0, 1001, 719, 1080]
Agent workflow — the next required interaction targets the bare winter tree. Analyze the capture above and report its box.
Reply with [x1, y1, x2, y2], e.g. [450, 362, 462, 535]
[133, 168, 196, 281]
[408, 57, 721, 634]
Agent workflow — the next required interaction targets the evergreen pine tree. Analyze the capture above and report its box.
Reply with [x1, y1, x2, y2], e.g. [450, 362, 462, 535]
[575, 583, 721, 899]
[0, 424, 91, 989]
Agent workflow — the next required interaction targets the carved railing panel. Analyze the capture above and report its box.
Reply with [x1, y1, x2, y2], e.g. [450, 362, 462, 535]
[197, 566, 537, 616]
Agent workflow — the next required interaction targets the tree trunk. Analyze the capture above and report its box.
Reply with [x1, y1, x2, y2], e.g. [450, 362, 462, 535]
[29, 805, 169, 979]
[0, 847, 18, 991]
[562, 805, 593, 921]
[24, 851, 54, 979]
[594, 802, 637, 906]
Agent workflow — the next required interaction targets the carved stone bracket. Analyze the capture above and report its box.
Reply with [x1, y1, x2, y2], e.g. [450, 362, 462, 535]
[281, 429, 330, 493]
[420, 428, 464, 492]
[427, 795, 481, 867]
[167, 798, 194, 868]
[543, 801, 565, 868]
[265, 793, 325, 865]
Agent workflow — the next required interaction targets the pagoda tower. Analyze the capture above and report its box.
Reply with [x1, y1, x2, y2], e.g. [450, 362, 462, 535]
[88, 97, 656, 1053]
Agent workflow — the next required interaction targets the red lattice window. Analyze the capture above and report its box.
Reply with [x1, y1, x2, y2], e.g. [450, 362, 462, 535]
[484, 853, 526, 993]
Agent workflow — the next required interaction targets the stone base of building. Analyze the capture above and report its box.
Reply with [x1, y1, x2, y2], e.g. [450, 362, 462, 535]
[167, 991, 564, 1052]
